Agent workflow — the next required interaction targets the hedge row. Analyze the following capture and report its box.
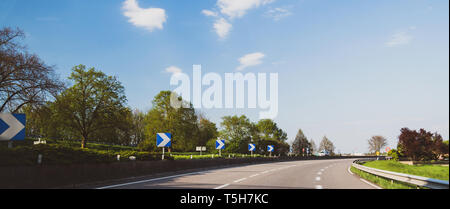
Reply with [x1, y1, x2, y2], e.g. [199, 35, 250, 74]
[0, 144, 172, 167]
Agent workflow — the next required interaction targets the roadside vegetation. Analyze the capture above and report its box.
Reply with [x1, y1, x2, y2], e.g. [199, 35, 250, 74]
[0, 138, 273, 166]
[350, 166, 418, 189]
[362, 160, 449, 180]
[354, 129, 449, 189]
[0, 27, 291, 164]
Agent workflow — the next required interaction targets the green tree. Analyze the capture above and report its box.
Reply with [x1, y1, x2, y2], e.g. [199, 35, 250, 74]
[129, 109, 147, 146]
[256, 119, 288, 142]
[52, 65, 128, 148]
[292, 129, 311, 155]
[198, 117, 218, 146]
[141, 91, 199, 152]
[219, 115, 257, 154]
[258, 138, 290, 156]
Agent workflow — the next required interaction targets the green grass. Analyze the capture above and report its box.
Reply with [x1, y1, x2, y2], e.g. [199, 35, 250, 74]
[362, 160, 449, 180]
[350, 166, 418, 189]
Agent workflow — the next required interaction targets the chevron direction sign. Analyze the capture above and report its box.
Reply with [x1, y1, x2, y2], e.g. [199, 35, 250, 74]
[248, 143, 256, 152]
[216, 139, 225, 150]
[267, 145, 274, 152]
[0, 113, 26, 141]
[156, 133, 172, 147]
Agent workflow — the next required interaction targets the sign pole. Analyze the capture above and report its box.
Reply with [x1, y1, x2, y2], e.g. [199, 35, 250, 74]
[219, 149, 221, 157]
[162, 147, 165, 160]
[8, 141, 13, 149]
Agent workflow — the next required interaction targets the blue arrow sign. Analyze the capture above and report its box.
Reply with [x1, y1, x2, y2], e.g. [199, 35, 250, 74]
[267, 145, 274, 152]
[0, 113, 25, 141]
[156, 133, 171, 147]
[216, 139, 225, 150]
[248, 144, 256, 151]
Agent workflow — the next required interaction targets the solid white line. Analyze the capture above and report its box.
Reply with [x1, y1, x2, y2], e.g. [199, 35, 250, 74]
[234, 178, 247, 183]
[96, 171, 205, 189]
[317, 172, 322, 175]
[315, 176, 321, 181]
[249, 174, 260, 178]
[315, 185, 323, 189]
[347, 166, 354, 175]
[261, 170, 269, 174]
[360, 178, 382, 189]
[214, 183, 230, 189]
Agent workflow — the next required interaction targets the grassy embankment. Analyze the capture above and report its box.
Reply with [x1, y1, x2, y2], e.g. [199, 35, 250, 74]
[351, 160, 449, 189]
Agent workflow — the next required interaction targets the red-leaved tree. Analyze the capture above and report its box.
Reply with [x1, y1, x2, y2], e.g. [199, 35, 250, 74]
[398, 128, 448, 161]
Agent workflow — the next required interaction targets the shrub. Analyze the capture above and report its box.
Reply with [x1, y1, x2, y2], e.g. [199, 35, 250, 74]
[387, 149, 400, 161]
[398, 128, 447, 161]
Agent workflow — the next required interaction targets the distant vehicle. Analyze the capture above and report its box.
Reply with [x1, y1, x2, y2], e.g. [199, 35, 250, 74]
[318, 150, 329, 156]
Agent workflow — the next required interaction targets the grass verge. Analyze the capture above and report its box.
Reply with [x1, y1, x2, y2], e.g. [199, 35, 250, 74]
[363, 160, 449, 180]
[351, 165, 423, 189]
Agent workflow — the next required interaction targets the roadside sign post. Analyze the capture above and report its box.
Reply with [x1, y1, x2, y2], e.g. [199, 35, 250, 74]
[196, 146, 206, 155]
[0, 113, 26, 145]
[157, 133, 172, 160]
[216, 139, 225, 156]
[267, 145, 274, 157]
[248, 144, 256, 157]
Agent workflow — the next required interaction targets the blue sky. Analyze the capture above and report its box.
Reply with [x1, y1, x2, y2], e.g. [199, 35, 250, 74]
[1, 0, 449, 153]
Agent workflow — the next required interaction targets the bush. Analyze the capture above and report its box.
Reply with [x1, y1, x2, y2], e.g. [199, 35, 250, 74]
[387, 149, 400, 161]
[398, 128, 447, 161]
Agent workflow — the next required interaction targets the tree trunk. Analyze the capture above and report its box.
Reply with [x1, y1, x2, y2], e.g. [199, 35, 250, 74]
[81, 136, 87, 149]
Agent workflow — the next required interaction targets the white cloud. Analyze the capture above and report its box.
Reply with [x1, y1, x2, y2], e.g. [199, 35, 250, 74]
[218, 0, 275, 19]
[385, 31, 413, 47]
[265, 7, 292, 21]
[203, 0, 275, 39]
[236, 52, 266, 71]
[214, 18, 232, 39]
[122, 0, 167, 32]
[202, 9, 218, 17]
[165, 66, 183, 75]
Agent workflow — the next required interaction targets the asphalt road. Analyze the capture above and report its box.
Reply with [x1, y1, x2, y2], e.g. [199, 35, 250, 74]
[96, 159, 379, 189]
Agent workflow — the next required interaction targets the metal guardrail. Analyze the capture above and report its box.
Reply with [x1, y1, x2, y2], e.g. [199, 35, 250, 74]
[352, 160, 449, 189]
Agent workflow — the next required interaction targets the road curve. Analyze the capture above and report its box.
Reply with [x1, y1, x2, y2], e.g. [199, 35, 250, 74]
[96, 159, 376, 189]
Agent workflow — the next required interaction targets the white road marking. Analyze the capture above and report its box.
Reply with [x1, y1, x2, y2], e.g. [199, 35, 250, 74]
[317, 172, 322, 175]
[249, 174, 260, 178]
[261, 170, 269, 174]
[315, 176, 321, 181]
[360, 178, 382, 189]
[347, 166, 354, 175]
[96, 171, 206, 189]
[234, 178, 247, 183]
[315, 185, 323, 189]
[214, 183, 230, 189]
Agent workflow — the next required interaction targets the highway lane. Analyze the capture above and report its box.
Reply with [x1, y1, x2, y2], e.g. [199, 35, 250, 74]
[96, 159, 377, 189]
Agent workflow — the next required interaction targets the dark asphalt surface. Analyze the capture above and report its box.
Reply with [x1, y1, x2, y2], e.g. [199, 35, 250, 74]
[95, 159, 377, 189]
